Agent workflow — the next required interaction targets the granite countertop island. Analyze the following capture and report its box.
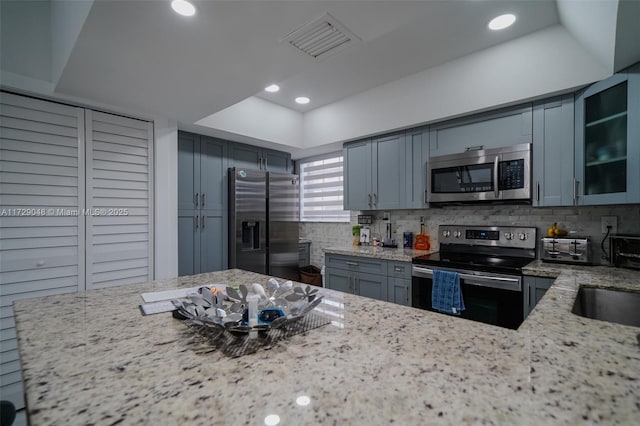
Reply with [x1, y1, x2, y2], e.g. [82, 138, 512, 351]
[14, 267, 640, 425]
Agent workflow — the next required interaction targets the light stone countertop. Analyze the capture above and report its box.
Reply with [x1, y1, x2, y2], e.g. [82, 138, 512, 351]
[324, 245, 432, 262]
[14, 267, 640, 425]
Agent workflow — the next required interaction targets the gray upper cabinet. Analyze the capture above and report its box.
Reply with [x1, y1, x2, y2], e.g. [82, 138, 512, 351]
[429, 105, 533, 157]
[372, 133, 406, 210]
[178, 132, 228, 276]
[263, 149, 291, 173]
[532, 95, 575, 207]
[404, 128, 429, 209]
[229, 142, 291, 173]
[343, 139, 372, 210]
[343, 132, 406, 210]
[575, 69, 640, 205]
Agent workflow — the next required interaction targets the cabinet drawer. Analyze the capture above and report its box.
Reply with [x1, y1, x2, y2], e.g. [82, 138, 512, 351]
[388, 261, 411, 280]
[325, 254, 387, 275]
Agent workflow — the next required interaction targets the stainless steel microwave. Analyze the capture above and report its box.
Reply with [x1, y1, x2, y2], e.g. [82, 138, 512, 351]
[428, 143, 531, 204]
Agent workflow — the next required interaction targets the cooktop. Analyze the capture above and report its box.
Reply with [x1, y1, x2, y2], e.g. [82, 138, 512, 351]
[412, 252, 533, 275]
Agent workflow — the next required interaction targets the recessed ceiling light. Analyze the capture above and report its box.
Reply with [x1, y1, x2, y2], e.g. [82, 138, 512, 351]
[488, 14, 516, 30]
[295, 96, 310, 105]
[171, 0, 196, 17]
[265, 84, 280, 93]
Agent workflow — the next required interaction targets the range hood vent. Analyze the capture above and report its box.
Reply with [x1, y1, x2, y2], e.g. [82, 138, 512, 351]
[281, 12, 361, 60]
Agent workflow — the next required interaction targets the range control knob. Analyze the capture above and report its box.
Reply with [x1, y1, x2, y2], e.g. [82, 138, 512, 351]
[504, 232, 514, 240]
[453, 231, 461, 238]
[443, 230, 451, 238]
[519, 233, 528, 241]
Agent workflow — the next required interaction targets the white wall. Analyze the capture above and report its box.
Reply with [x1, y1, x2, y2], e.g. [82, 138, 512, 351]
[153, 118, 178, 279]
[0, 0, 52, 82]
[613, 0, 640, 71]
[51, 0, 94, 84]
[557, 0, 618, 72]
[196, 96, 304, 149]
[302, 25, 610, 147]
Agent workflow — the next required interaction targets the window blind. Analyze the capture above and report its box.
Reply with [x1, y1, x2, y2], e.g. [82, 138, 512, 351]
[299, 155, 349, 222]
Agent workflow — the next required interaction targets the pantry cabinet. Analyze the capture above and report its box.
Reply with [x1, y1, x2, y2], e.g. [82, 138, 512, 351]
[343, 132, 406, 210]
[532, 95, 575, 207]
[575, 70, 640, 205]
[0, 92, 154, 409]
[178, 132, 228, 276]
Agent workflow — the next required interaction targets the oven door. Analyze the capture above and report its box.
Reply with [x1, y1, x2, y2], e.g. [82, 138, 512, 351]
[411, 265, 524, 329]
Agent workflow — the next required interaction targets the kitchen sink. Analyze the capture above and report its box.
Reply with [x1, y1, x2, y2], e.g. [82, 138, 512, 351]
[572, 286, 640, 327]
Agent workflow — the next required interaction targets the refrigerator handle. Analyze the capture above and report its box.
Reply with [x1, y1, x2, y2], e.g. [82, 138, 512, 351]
[264, 157, 268, 170]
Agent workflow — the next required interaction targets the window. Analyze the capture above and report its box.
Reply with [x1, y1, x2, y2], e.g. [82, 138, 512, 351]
[299, 154, 350, 222]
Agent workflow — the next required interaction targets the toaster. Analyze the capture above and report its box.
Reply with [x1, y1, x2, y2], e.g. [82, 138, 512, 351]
[540, 237, 592, 265]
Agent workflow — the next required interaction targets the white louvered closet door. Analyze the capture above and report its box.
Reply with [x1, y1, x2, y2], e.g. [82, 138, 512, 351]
[85, 111, 153, 289]
[0, 92, 85, 408]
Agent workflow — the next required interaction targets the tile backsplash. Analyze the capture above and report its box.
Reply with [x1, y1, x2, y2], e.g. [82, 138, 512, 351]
[300, 204, 640, 267]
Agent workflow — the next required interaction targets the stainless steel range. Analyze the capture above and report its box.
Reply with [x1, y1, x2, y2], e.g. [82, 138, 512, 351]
[412, 225, 537, 329]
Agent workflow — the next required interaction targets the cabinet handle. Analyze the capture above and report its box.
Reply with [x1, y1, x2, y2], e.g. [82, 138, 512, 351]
[536, 182, 540, 202]
[493, 156, 499, 198]
[346, 261, 359, 267]
[202, 215, 205, 228]
[194, 192, 199, 206]
[424, 189, 427, 205]
[573, 177, 579, 204]
[202, 193, 205, 206]
[368, 194, 372, 208]
[394, 266, 402, 272]
[195, 215, 199, 229]
[373, 193, 378, 206]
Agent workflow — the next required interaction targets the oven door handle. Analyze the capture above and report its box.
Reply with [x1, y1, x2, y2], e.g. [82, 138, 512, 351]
[412, 266, 521, 292]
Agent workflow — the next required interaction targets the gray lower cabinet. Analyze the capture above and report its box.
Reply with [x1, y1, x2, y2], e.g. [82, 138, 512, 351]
[357, 272, 388, 301]
[532, 95, 575, 206]
[325, 254, 412, 305]
[387, 261, 412, 306]
[299, 242, 311, 267]
[388, 277, 411, 306]
[325, 267, 354, 294]
[178, 132, 228, 276]
[524, 276, 554, 317]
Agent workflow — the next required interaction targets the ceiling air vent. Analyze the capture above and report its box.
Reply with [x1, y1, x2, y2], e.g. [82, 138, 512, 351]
[282, 12, 361, 60]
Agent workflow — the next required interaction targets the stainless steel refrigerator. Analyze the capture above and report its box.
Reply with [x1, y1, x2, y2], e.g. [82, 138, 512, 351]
[229, 167, 300, 280]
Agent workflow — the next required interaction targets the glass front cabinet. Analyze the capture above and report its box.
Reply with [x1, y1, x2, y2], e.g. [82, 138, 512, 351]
[575, 70, 640, 205]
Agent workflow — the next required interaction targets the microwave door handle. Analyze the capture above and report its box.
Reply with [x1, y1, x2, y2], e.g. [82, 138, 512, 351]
[493, 156, 500, 198]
